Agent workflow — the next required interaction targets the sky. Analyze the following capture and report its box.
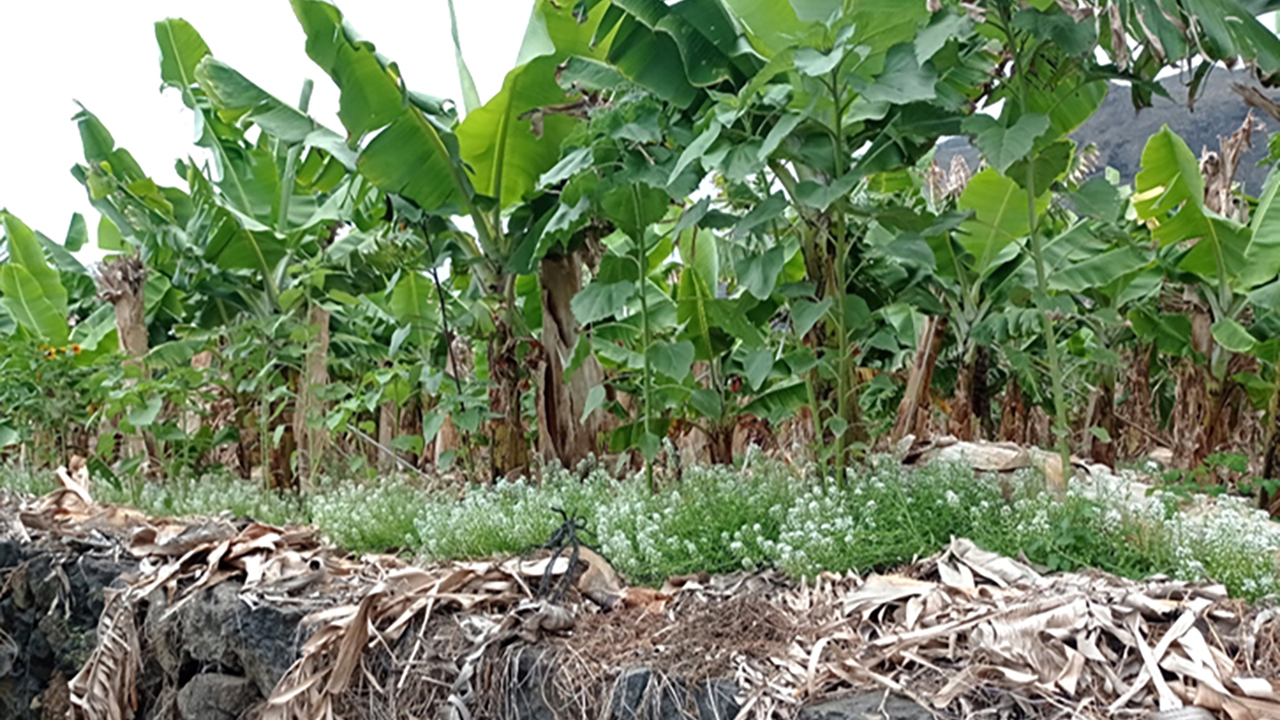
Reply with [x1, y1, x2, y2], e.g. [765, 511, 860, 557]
[0, 0, 530, 251]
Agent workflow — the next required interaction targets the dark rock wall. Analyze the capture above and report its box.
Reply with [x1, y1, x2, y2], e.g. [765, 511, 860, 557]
[0, 540, 134, 720]
[0, 540, 309, 720]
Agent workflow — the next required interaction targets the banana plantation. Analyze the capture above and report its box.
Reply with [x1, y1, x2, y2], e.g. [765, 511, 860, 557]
[16, 3, 1280, 720]
[4, 0, 1280, 503]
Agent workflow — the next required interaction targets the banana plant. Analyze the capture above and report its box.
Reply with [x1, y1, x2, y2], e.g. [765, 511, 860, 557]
[0, 211, 116, 362]
[1042, 175, 1158, 464]
[289, 0, 618, 478]
[595, 0, 987, 477]
[73, 18, 375, 482]
[0, 210, 125, 463]
[0, 213, 71, 347]
[919, 0, 1280, 473]
[1134, 125, 1280, 466]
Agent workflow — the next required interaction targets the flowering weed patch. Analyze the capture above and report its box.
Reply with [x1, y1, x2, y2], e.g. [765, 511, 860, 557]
[0, 465, 58, 497]
[410, 461, 1280, 598]
[2, 460, 1278, 600]
[309, 478, 424, 552]
[96, 471, 298, 527]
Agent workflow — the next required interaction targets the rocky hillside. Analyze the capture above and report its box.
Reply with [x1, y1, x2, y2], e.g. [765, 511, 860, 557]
[935, 70, 1276, 192]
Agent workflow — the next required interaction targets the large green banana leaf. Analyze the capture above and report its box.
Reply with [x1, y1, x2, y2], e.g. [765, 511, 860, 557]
[156, 18, 210, 108]
[289, 1, 403, 141]
[1134, 126, 1257, 290]
[597, 0, 761, 107]
[0, 213, 69, 347]
[290, 0, 470, 218]
[957, 169, 1049, 280]
[456, 0, 609, 211]
[723, 0, 804, 56]
[2, 213, 67, 317]
[1241, 166, 1280, 289]
[0, 266, 67, 346]
[195, 57, 356, 171]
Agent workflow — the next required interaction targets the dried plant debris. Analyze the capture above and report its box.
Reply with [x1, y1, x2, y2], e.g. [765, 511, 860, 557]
[68, 591, 141, 720]
[9, 478, 1280, 720]
[757, 540, 1280, 720]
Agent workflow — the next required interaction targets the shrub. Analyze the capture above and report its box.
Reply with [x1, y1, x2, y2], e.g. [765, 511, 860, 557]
[0, 466, 58, 496]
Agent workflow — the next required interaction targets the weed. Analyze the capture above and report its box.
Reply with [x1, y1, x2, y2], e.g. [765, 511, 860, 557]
[96, 470, 297, 527]
[309, 478, 424, 553]
[0, 465, 58, 496]
[3, 459, 1278, 601]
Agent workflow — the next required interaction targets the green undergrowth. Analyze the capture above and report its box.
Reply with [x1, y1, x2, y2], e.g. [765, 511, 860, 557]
[2, 459, 1278, 601]
[0, 466, 58, 497]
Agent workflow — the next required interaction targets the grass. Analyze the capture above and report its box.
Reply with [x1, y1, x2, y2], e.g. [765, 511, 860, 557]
[2, 459, 1278, 601]
[0, 466, 58, 497]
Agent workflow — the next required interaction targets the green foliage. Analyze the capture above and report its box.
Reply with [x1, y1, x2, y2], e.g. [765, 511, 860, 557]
[98, 470, 297, 527]
[457, 0, 609, 211]
[404, 461, 1277, 599]
[0, 338, 98, 465]
[1, 213, 70, 345]
[0, 466, 57, 497]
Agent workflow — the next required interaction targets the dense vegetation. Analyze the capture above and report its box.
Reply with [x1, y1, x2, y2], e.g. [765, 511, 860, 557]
[6, 0, 1280, 522]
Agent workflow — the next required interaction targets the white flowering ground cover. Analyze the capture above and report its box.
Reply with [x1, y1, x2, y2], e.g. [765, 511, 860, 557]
[3, 458, 1279, 600]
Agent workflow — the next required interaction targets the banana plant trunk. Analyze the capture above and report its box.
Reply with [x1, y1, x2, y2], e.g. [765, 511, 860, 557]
[1173, 310, 1214, 468]
[1118, 344, 1158, 457]
[294, 306, 331, 487]
[998, 379, 1028, 445]
[98, 255, 150, 462]
[1083, 371, 1117, 468]
[378, 399, 397, 471]
[972, 346, 993, 439]
[708, 425, 734, 466]
[535, 251, 607, 468]
[433, 335, 470, 467]
[1262, 373, 1280, 515]
[950, 348, 976, 441]
[892, 316, 947, 443]
[489, 309, 530, 480]
[950, 344, 994, 442]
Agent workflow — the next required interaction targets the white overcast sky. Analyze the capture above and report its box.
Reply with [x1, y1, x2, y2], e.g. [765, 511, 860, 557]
[0, 0, 529, 249]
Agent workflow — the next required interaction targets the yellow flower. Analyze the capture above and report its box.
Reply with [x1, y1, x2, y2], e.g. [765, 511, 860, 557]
[70, 344, 82, 355]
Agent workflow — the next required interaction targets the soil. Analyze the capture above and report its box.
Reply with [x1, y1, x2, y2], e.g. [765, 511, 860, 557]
[566, 593, 796, 682]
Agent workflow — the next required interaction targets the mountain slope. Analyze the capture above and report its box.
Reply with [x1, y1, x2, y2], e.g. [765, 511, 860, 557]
[934, 70, 1275, 193]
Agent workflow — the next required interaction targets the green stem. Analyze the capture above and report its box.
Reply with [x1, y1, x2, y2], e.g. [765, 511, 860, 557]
[1007, 10, 1072, 480]
[634, 187, 656, 493]
[829, 68, 852, 485]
